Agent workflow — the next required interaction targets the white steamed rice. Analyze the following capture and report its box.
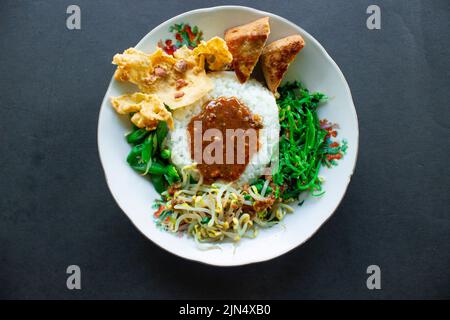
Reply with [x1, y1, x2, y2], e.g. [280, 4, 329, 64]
[167, 71, 279, 185]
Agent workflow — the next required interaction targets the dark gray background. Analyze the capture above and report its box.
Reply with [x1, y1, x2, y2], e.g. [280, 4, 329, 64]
[0, 0, 449, 299]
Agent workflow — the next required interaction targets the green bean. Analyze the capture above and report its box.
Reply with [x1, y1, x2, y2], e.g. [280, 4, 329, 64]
[152, 133, 158, 156]
[130, 162, 146, 173]
[165, 165, 180, 181]
[141, 134, 153, 164]
[127, 144, 144, 165]
[150, 174, 166, 193]
[125, 118, 178, 192]
[126, 128, 148, 144]
[161, 149, 171, 159]
[147, 162, 167, 175]
[156, 121, 168, 149]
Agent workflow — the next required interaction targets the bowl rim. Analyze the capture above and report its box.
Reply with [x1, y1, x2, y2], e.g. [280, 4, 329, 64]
[97, 5, 359, 266]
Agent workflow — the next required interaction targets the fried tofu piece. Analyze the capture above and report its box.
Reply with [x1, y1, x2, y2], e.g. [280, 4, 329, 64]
[224, 17, 270, 83]
[261, 35, 305, 93]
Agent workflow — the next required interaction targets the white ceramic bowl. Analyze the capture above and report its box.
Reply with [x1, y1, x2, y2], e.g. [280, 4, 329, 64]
[97, 6, 358, 266]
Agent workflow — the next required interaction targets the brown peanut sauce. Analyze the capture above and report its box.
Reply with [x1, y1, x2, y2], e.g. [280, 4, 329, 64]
[187, 97, 263, 185]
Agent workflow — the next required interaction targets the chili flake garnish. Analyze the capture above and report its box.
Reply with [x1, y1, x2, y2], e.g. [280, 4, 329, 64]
[154, 205, 165, 218]
[320, 119, 347, 167]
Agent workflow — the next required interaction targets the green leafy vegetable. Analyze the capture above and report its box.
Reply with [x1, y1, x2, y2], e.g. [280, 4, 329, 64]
[273, 82, 329, 200]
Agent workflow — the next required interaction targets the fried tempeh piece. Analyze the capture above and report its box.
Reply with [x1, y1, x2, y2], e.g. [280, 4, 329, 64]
[261, 34, 305, 93]
[224, 17, 270, 83]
